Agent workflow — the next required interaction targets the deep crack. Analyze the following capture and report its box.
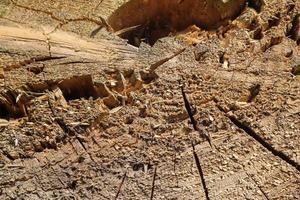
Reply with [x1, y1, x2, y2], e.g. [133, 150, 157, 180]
[228, 115, 300, 172]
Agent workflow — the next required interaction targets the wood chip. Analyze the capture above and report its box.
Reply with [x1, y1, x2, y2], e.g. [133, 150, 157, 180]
[0, 67, 4, 79]
[0, 119, 9, 127]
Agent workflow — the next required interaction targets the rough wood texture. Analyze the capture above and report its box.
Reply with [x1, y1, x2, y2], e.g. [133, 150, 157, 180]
[0, 0, 300, 199]
[0, 25, 137, 63]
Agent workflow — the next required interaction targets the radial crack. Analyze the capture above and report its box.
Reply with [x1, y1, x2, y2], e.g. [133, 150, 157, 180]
[180, 84, 212, 147]
[192, 143, 210, 200]
[115, 172, 127, 200]
[150, 166, 157, 200]
[180, 83, 211, 200]
[228, 115, 300, 172]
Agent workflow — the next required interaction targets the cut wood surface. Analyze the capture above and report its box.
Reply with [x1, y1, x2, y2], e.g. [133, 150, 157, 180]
[0, 0, 300, 199]
[0, 25, 138, 64]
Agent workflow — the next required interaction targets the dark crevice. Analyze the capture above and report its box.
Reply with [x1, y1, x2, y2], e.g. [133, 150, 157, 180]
[2, 151, 15, 161]
[248, 0, 265, 13]
[287, 13, 300, 44]
[26, 64, 45, 75]
[57, 61, 97, 65]
[47, 98, 72, 142]
[132, 162, 153, 172]
[192, 144, 210, 200]
[213, 97, 300, 172]
[180, 83, 211, 200]
[247, 84, 261, 103]
[267, 12, 281, 29]
[0, 91, 28, 119]
[120, 22, 170, 47]
[90, 26, 105, 38]
[287, 1, 295, 13]
[58, 75, 97, 101]
[291, 64, 300, 76]
[219, 52, 225, 64]
[68, 180, 77, 190]
[4, 56, 66, 71]
[115, 172, 127, 200]
[3, 152, 15, 161]
[108, 0, 247, 47]
[26, 75, 97, 102]
[252, 26, 263, 40]
[228, 115, 300, 172]
[248, 17, 260, 31]
[0, 104, 11, 119]
[261, 36, 283, 52]
[40, 140, 57, 151]
[181, 84, 212, 147]
[77, 137, 87, 151]
[23, 55, 66, 63]
[150, 166, 157, 200]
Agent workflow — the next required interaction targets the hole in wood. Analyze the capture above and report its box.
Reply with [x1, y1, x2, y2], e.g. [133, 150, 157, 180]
[0, 103, 11, 119]
[268, 12, 281, 29]
[247, 0, 265, 13]
[108, 0, 247, 47]
[287, 13, 300, 45]
[252, 26, 263, 40]
[0, 91, 28, 119]
[58, 75, 97, 101]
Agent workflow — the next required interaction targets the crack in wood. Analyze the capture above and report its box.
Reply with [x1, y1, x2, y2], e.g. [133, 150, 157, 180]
[150, 166, 157, 200]
[10, 0, 64, 22]
[180, 83, 211, 200]
[52, 16, 109, 34]
[48, 95, 97, 164]
[214, 97, 300, 172]
[11, 0, 109, 34]
[4, 56, 66, 71]
[172, 151, 179, 187]
[2, 150, 15, 161]
[47, 98, 72, 142]
[246, 173, 270, 200]
[228, 115, 300, 172]
[180, 84, 212, 147]
[90, 25, 105, 38]
[57, 61, 97, 65]
[247, 83, 261, 103]
[149, 48, 186, 72]
[192, 143, 210, 200]
[93, 0, 105, 12]
[114, 172, 127, 200]
[76, 137, 87, 152]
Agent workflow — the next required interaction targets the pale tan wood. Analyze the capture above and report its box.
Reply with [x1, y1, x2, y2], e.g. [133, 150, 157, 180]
[0, 25, 138, 64]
